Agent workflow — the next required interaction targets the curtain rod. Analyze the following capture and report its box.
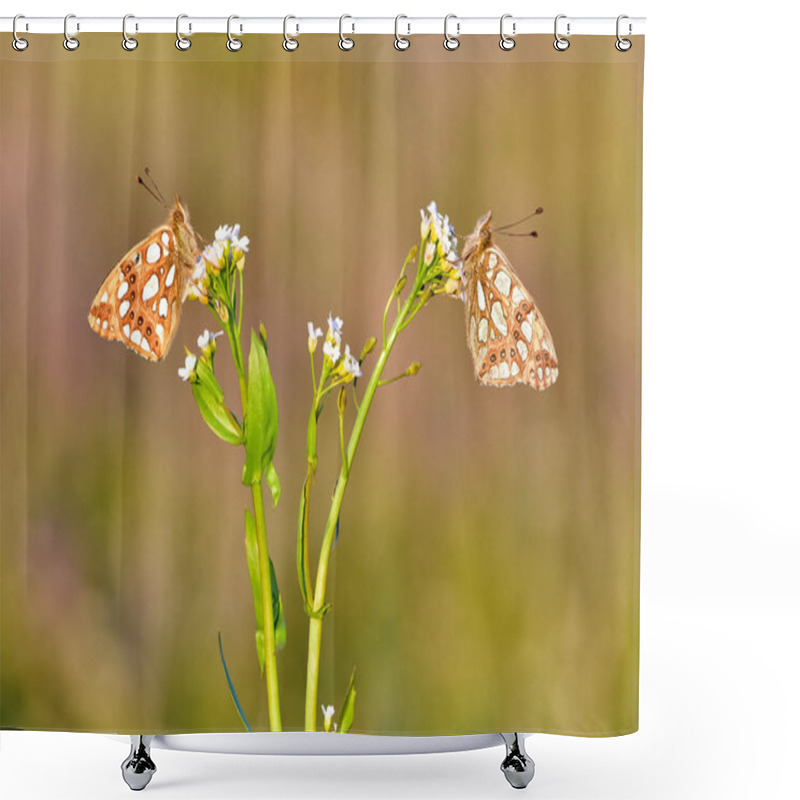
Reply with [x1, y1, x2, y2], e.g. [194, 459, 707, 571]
[1, 16, 646, 37]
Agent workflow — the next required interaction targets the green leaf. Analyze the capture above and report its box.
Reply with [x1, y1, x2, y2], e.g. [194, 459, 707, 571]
[297, 475, 311, 613]
[338, 668, 357, 734]
[195, 358, 224, 403]
[191, 381, 244, 445]
[217, 631, 252, 731]
[245, 509, 286, 673]
[265, 461, 281, 507]
[269, 557, 287, 652]
[242, 328, 279, 485]
[244, 509, 265, 676]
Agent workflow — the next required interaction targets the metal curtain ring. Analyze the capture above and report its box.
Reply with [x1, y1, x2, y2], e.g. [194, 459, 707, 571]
[63, 13, 79, 51]
[227, 15, 243, 51]
[339, 14, 355, 50]
[394, 15, 410, 50]
[499, 14, 515, 50]
[176, 14, 191, 50]
[122, 14, 138, 51]
[616, 14, 632, 51]
[553, 14, 570, 51]
[443, 14, 460, 51]
[12, 14, 28, 51]
[283, 15, 299, 51]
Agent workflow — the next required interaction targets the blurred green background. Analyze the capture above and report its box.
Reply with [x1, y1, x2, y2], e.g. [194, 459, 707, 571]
[1, 34, 642, 735]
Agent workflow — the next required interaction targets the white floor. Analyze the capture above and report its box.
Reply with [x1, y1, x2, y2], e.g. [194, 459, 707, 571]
[2, 597, 798, 800]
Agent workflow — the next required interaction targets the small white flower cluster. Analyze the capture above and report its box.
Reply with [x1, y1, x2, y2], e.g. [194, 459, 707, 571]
[321, 704, 337, 733]
[419, 201, 461, 268]
[309, 313, 361, 380]
[187, 223, 250, 302]
[197, 329, 222, 354]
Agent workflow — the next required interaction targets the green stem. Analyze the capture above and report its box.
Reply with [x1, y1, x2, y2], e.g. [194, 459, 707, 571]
[304, 291, 417, 730]
[252, 479, 282, 731]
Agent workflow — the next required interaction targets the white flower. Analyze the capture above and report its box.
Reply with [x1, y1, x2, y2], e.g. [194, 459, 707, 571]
[307, 322, 323, 354]
[323, 338, 341, 363]
[420, 200, 460, 267]
[178, 352, 197, 382]
[197, 329, 222, 352]
[327, 313, 343, 340]
[215, 223, 250, 254]
[342, 345, 362, 379]
[201, 240, 225, 272]
[321, 705, 335, 732]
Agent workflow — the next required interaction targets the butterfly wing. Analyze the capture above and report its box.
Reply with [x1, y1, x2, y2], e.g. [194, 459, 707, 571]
[466, 245, 558, 390]
[88, 226, 184, 361]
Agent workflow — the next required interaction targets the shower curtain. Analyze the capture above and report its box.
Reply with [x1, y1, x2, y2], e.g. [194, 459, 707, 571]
[0, 31, 643, 737]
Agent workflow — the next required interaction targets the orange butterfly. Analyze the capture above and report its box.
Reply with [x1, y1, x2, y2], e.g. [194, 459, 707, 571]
[88, 186, 200, 361]
[461, 211, 558, 390]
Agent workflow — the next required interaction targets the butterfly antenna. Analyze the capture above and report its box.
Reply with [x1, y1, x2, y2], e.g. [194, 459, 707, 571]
[136, 174, 168, 209]
[143, 166, 168, 205]
[494, 207, 544, 232]
[502, 229, 539, 238]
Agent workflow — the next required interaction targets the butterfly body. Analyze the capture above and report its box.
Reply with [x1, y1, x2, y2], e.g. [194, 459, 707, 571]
[462, 211, 558, 390]
[88, 198, 199, 361]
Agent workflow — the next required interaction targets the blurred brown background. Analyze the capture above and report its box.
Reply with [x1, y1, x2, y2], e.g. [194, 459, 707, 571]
[1, 34, 643, 735]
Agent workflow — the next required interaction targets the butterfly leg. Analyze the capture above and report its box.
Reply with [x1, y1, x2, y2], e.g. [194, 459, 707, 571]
[121, 735, 157, 791]
[500, 733, 535, 789]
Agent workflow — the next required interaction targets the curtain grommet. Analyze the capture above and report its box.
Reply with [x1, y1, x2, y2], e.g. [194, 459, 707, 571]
[394, 15, 410, 51]
[339, 14, 355, 51]
[443, 14, 460, 51]
[283, 15, 299, 51]
[499, 14, 516, 51]
[12, 15, 29, 51]
[227, 15, 243, 52]
[63, 13, 79, 51]
[615, 15, 632, 51]
[176, 14, 191, 50]
[553, 14, 570, 51]
[122, 14, 138, 51]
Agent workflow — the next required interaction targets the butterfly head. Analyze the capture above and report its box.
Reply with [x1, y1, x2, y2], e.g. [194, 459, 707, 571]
[169, 196, 199, 258]
[461, 210, 494, 268]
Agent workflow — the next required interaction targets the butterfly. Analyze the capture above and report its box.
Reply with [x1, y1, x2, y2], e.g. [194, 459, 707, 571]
[461, 210, 558, 390]
[88, 191, 200, 361]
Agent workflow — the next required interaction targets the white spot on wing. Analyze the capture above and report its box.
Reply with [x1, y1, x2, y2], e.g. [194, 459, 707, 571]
[101, 291, 108, 303]
[141, 337, 150, 353]
[498, 362, 510, 379]
[494, 270, 511, 297]
[489, 364, 499, 379]
[511, 362, 520, 376]
[122, 324, 131, 338]
[102, 320, 108, 331]
[487, 253, 498, 269]
[146, 243, 161, 264]
[159, 297, 168, 318]
[156, 323, 165, 342]
[478, 317, 489, 343]
[142, 273, 159, 302]
[538, 367, 544, 381]
[161, 232, 170, 246]
[477, 281, 486, 311]
[131, 329, 142, 345]
[511, 286, 525, 305]
[165, 264, 176, 288]
[119, 299, 130, 317]
[521, 320, 533, 342]
[490, 302, 508, 335]
[117, 281, 128, 299]
[517, 340, 528, 360]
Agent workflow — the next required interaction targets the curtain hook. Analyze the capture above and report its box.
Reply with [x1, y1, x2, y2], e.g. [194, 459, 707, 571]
[553, 14, 570, 51]
[394, 15, 410, 51]
[443, 14, 460, 51]
[122, 14, 138, 51]
[283, 15, 299, 51]
[499, 14, 515, 51]
[12, 14, 29, 51]
[176, 14, 191, 50]
[615, 15, 632, 51]
[63, 13, 80, 51]
[339, 14, 355, 50]
[227, 15, 243, 51]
